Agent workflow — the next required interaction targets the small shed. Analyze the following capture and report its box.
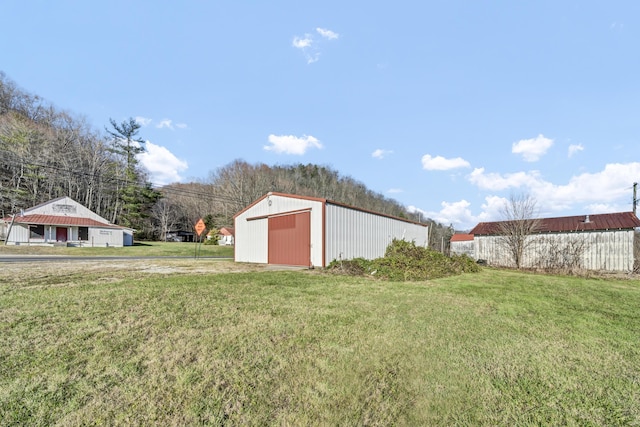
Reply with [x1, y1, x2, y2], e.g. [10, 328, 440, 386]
[1, 196, 133, 247]
[469, 212, 640, 272]
[450, 233, 474, 257]
[234, 192, 429, 267]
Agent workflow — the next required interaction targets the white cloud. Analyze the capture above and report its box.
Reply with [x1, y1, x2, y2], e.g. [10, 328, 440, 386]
[292, 34, 318, 64]
[408, 194, 531, 231]
[156, 119, 174, 130]
[436, 200, 475, 226]
[387, 188, 403, 194]
[134, 117, 186, 130]
[468, 162, 640, 215]
[532, 162, 640, 210]
[407, 199, 478, 229]
[292, 35, 313, 49]
[512, 134, 553, 162]
[293, 27, 339, 64]
[468, 167, 541, 191]
[406, 205, 428, 220]
[568, 143, 584, 158]
[421, 154, 470, 171]
[479, 195, 509, 221]
[316, 27, 339, 40]
[135, 116, 152, 126]
[419, 161, 640, 230]
[137, 141, 188, 186]
[372, 149, 393, 159]
[264, 134, 323, 155]
[585, 203, 620, 213]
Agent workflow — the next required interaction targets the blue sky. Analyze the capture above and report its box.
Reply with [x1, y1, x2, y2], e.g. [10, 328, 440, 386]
[3, 1, 639, 230]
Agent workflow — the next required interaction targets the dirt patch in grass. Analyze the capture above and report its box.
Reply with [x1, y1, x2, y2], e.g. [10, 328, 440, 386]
[0, 259, 281, 286]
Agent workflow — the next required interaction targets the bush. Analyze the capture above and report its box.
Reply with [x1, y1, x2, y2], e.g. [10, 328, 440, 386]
[327, 239, 480, 281]
[203, 228, 220, 245]
[327, 257, 374, 276]
[203, 237, 219, 245]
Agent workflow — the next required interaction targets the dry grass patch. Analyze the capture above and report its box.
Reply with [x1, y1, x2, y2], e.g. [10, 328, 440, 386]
[0, 259, 270, 288]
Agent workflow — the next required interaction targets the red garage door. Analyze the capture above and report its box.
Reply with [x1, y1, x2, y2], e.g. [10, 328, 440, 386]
[268, 211, 310, 266]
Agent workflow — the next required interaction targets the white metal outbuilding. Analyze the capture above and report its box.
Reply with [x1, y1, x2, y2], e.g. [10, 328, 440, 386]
[234, 192, 429, 267]
[468, 212, 640, 272]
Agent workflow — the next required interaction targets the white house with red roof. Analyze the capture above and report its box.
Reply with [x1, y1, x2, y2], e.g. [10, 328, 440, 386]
[1, 196, 133, 247]
[218, 227, 235, 246]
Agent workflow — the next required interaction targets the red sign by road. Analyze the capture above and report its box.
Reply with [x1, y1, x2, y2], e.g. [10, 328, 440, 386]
[194, 218, 206, 236]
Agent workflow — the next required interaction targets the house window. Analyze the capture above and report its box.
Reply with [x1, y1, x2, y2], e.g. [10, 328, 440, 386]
[78, 227, 88, 241]
[30, 224, 44, 239]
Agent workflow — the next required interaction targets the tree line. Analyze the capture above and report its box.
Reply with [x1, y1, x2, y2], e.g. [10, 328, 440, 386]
[0, 72, 158, 234]
[0, 72, 455, 249]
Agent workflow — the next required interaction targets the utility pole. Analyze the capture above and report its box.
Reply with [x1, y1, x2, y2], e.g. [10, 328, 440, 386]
[634, 182, 638, 215]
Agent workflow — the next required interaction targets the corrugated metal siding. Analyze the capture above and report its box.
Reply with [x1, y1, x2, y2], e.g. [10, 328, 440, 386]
[235, 193, 428, 266]
[4, 223, 123, 246]
[234, 194, 322, 265]
[325, 204, 428, 263]
[474, 230, 636, 272]
[235, 217, 268, 263]
[6, 224, 29, 244]
[451, 241, 474, 257]
[268, 211, 311, 266]
[580, 230, 635, 271]
[87, 228, 125, 247]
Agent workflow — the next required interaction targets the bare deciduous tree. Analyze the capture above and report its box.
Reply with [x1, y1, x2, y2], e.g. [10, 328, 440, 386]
[1, 68, 442, 239]
[0, 73, 134, 223]
[497, 193, 541, 269]
[151, 198, 179, 241]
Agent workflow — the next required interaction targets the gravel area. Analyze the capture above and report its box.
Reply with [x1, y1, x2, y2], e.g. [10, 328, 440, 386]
[0, 258, 277, 283]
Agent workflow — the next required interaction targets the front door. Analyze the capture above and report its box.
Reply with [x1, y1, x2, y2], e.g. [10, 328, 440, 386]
[56, 227, 67, 242]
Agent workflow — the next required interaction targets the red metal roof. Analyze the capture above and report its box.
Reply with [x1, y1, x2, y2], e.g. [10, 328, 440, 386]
[234, 192, 428, 227]
[450, 233, 474, 242]
[219, 227, 235, 236]
[3, 214, 122, 229]
[470, 212, 640, 235]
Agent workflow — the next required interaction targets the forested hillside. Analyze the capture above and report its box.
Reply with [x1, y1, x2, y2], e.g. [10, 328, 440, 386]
[0, 72, 128, 223]
[0, 72, 454, 248]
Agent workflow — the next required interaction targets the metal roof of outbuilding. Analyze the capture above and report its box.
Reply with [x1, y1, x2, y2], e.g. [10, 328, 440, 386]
[450, 233, 474, 242]
[469, 212, 640, 235]
[234, 192, 428, 227]
[3, 214, 123, 229]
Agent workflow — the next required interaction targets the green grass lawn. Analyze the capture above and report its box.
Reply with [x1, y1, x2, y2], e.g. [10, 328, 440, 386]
[1, 267, 639, 425]
[0, 241, 234, 258]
